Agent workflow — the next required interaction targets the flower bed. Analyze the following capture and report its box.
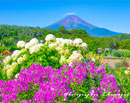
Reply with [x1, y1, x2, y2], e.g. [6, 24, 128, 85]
[0, 60, 128, 102]
[0, 34, 129, 103]
[2, 34, 87, 80]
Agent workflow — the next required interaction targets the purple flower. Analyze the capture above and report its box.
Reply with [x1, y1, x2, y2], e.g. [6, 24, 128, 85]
[20, 100, 33, 103]
[0, 60, 128, 103]
[10, 51, 14, 55]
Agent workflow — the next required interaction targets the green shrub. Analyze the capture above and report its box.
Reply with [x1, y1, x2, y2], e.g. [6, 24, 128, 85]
[112, 49, 130, 58]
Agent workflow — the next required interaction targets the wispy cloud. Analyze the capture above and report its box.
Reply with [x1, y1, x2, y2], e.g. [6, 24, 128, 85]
[65, 12, 76, 16]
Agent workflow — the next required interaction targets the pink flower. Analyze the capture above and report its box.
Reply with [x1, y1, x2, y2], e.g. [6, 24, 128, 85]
[10, 51, 14, 55]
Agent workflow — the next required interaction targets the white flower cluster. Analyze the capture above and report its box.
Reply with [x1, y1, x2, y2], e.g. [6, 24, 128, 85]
[48, 43, 57, 50]
[11, 50, 21, 60]
[3, 34, 88, 79]
[45, 34, 87, 51]
[17, 54, 27, 64]
[3, 56, 12, 65]
[17, 41, 26, 48]
[73, 38, 83, 46]
[80, 43, 88, 51]
[3, 38, 45, 79]
[25, 38, 39, 49]
[29, 43, 43, 54]
[3, 53, 26, 78]
[59, 56, 67, 65]
[44, 34, 87, 65]
[29, 45, 40, 54]
[67, 51, 84, 64]
[3, 62, 18, 79]
[25, 38, 44, 54]
[17, 38, 44, 54]
[2, 38, 40, 78]
[45, 34, 56, 42]
[21, 48, 27, 53]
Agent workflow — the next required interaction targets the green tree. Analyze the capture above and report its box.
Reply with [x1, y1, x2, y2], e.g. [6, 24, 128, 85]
[58, 26, 69, 34]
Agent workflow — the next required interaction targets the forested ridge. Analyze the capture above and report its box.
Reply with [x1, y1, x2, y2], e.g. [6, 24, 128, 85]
[0, 25, 130, 53]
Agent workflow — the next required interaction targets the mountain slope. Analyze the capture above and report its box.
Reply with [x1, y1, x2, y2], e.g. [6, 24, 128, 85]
[45, 15, 121, 37]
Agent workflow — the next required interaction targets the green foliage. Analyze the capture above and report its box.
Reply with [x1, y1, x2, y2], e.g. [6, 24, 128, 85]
[58, 26, 69, 34]
[105, 66, 130, 102]
[112, 49, 130, 58]
[113, 33, 130, 41]
[0, 25, 130, 54]
[9, 46, 62, 80]
[118, 39, 130, 50]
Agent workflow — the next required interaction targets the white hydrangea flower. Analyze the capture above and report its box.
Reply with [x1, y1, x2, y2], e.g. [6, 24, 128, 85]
[11, 50, 21, 60]
[25, 43, 32, 49]
[21, 48, 27, 53]
[55, 41, 61, 46]
[29, 45, 40, 54]
[10, 62, 18, 72]
[56, 38, 64, 43]
[80, 43, 88, 51]
[58, 44, 64, 49]
[17, 54, 27, 64]
[62, 39, 73, 46]
[55, 45, 64, 51]
[48, 43, 57, 49]
[72, 50, 81, 54]
[59, 56, 67, 65]
[62, 39, 68, 45]
[12, 50, 21, 55]
[17, 41, 26, 48]
[56, 46, 61, 51]
[29, 38, 39, 46]
[67, 39, 73, 46]
[4, 65, 10, 70]
[45, 34, 56, 42]
[17, 57, 24, 64]
[72, 51, 79, 54]
[23, 54, 27, 60]
[58, 50, 64, 55]
[3, 65, 11, 73]
[3, 56, 12, 65]
[64, 49, 70, 55]
[73, 38, 83, 46]
[7, 69, 13, 79]
[67, 52, 83, 64]
[81, 43, 87, 48]
[37, 43, 44, 48]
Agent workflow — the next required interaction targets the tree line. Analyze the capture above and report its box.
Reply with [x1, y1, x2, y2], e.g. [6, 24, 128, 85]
[0, 25, 130, 53]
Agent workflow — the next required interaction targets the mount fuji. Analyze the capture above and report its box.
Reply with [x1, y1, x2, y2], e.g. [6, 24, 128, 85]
[45, 15, 121, 37]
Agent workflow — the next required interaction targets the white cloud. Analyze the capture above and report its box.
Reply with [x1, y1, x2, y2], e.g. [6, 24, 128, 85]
[65, 12, 76, 16]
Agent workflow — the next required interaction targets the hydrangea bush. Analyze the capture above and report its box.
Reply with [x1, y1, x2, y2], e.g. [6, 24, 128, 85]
[2, 34, 88, 80]
[0, 35, 129, 103]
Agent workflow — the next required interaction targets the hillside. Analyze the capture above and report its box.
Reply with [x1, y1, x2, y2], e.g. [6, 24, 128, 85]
[45, 15, 121, 37]
[113, 34, 130, 41]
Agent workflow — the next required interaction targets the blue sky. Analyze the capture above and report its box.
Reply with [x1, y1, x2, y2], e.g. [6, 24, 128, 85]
[0, 0, 130, 33]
